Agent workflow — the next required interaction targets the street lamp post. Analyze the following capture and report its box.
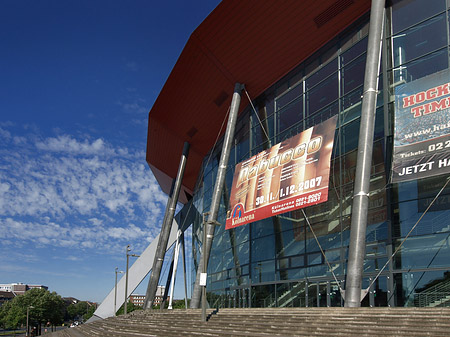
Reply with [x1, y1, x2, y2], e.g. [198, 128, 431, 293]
[114, 267, 124, 316]
[26, 305, 34, 337]
[124, 245, 140, 315]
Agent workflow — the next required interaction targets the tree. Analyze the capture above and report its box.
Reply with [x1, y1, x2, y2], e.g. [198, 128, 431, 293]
[116, 302, 142, 315]
[83, 304, 96, 321]
[0, 300, 23, 330]
[67, 301, 88, 321]
[67, 301, 97, 321]
[171, 299, 189, 309]
[0, 288, 65, 333]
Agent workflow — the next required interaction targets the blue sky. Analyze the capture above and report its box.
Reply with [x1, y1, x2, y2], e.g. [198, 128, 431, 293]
[0, 0, 220, 302]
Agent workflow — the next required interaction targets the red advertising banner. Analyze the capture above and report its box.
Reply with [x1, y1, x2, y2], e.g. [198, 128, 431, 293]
[225, 115, 338, 230]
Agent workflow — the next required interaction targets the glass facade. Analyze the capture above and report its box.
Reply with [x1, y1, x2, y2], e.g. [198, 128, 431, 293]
[186, 0, 450, 308]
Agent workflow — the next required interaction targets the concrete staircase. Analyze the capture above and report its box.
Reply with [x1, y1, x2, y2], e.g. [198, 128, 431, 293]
[49, 307, 450, 336]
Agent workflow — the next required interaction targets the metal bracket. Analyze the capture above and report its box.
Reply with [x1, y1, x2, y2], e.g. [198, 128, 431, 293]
[353, 191, 370, 198]
[207, 220, 223, 226]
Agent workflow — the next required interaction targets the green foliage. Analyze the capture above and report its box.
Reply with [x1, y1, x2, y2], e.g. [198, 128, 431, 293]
[67, 301, 93, 321]
[0, 288, 65, 330]
[152, 299, 189, 310]
[83, 303, 96, 321]
[116, 302, 142, 315]
[0, 300, 23, 330]
[171, 299, 189, 309]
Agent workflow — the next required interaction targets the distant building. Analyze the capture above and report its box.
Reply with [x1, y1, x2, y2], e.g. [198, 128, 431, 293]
[0, 283, 48, 296]
[152, 286, 169, 307]
[129, 294, 145, 307]
[63, 297, 81, 305]
[0, 291, 15, 306]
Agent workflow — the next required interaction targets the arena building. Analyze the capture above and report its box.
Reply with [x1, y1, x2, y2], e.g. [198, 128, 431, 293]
[146, 0, 450, 308]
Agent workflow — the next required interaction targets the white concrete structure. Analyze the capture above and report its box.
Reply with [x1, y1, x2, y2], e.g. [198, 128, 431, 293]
[90, 219, 179, 320]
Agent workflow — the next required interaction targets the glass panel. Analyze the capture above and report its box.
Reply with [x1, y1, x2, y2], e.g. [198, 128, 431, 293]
[324, 249, 341, 263]
[234, 224, 249, 244]
[280, 282, 307, 307]
[341, 37, 368, 66]
[393, 48, 448, 85]
[279, 267, 307, 281]
[393, 14, 447, 67]
[330, 282, 342, 307]
[307, 283, 318, 307]
[319, 282, 328, 307]
[251, 260, 275, 283]
[251, 235, 275, 262]
[236, 241, 250, 265]
[222, 249, 234, 270]
[276, 282, 291, 307]
[394, 233, 450, 269]
[394, 198, 450, 238]
[251, 114, 274, 154]
[291, 255, 305, 268]
[276, 228, 306, 257]
[394, 270, 450, 307]
[307, 264, 328, 278]
[304, 101, 339, 130]
[235, 133, 250, 163]
[341, 87, 363, 123]
[392, 0, 446, 34]
[276, 84, 302, 110]
[342, 118, 360, 154]
[373, 276, 388, 307]
[306, 73, 338, 116]
[393, 174, 450, 203]
[251, 284, 275, 308]
[306, 58, 338, 89]
[251, 217, 275, 238]
[278, 98, 303, 134]
[308, 252, 322, 265]
[341, 54, 366, 95]
[361, 278, 371, 307]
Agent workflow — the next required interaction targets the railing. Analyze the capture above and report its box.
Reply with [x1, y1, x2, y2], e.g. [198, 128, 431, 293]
[414, 278, 450, 307]
[264, 282, 306, 308]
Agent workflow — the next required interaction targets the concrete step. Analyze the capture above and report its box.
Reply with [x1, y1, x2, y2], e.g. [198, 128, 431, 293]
[47, 307, 450, 337]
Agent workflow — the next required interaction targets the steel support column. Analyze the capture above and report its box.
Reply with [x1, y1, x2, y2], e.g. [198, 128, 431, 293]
[181, 233, 188, 309]
[144, 141, 190, 309]
[190, 83, 243, 309]
[168, 230, 182, 309]
[344, 0, 385, 307]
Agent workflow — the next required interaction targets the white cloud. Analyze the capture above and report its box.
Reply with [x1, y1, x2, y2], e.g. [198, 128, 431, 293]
[35, 135, 109, 155]
[0, 127, 11, 140]
[0, 128, 169, 254]
[118, 100, 148, 115]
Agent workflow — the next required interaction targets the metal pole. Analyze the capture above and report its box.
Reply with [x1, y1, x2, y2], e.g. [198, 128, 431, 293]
[26, 307, 29, 337]
[114, 268, 123, 315]
[168, 230, 182, 309]
[125, 245, 130, 314]
[201, 217, 207, 321]
[115, 268, 118, 315]
[160, 258, 175, 310]
[26, 305, 34, 337]
[191, 83, 243, 309]
[144, 142, 190, 309]
[344, 0, 385, 307]
[181, 233, 188, 309]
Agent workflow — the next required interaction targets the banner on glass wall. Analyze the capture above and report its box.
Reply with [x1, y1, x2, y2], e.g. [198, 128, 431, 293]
[225, 115, 337, 230]
[392, 69, 450, 183]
